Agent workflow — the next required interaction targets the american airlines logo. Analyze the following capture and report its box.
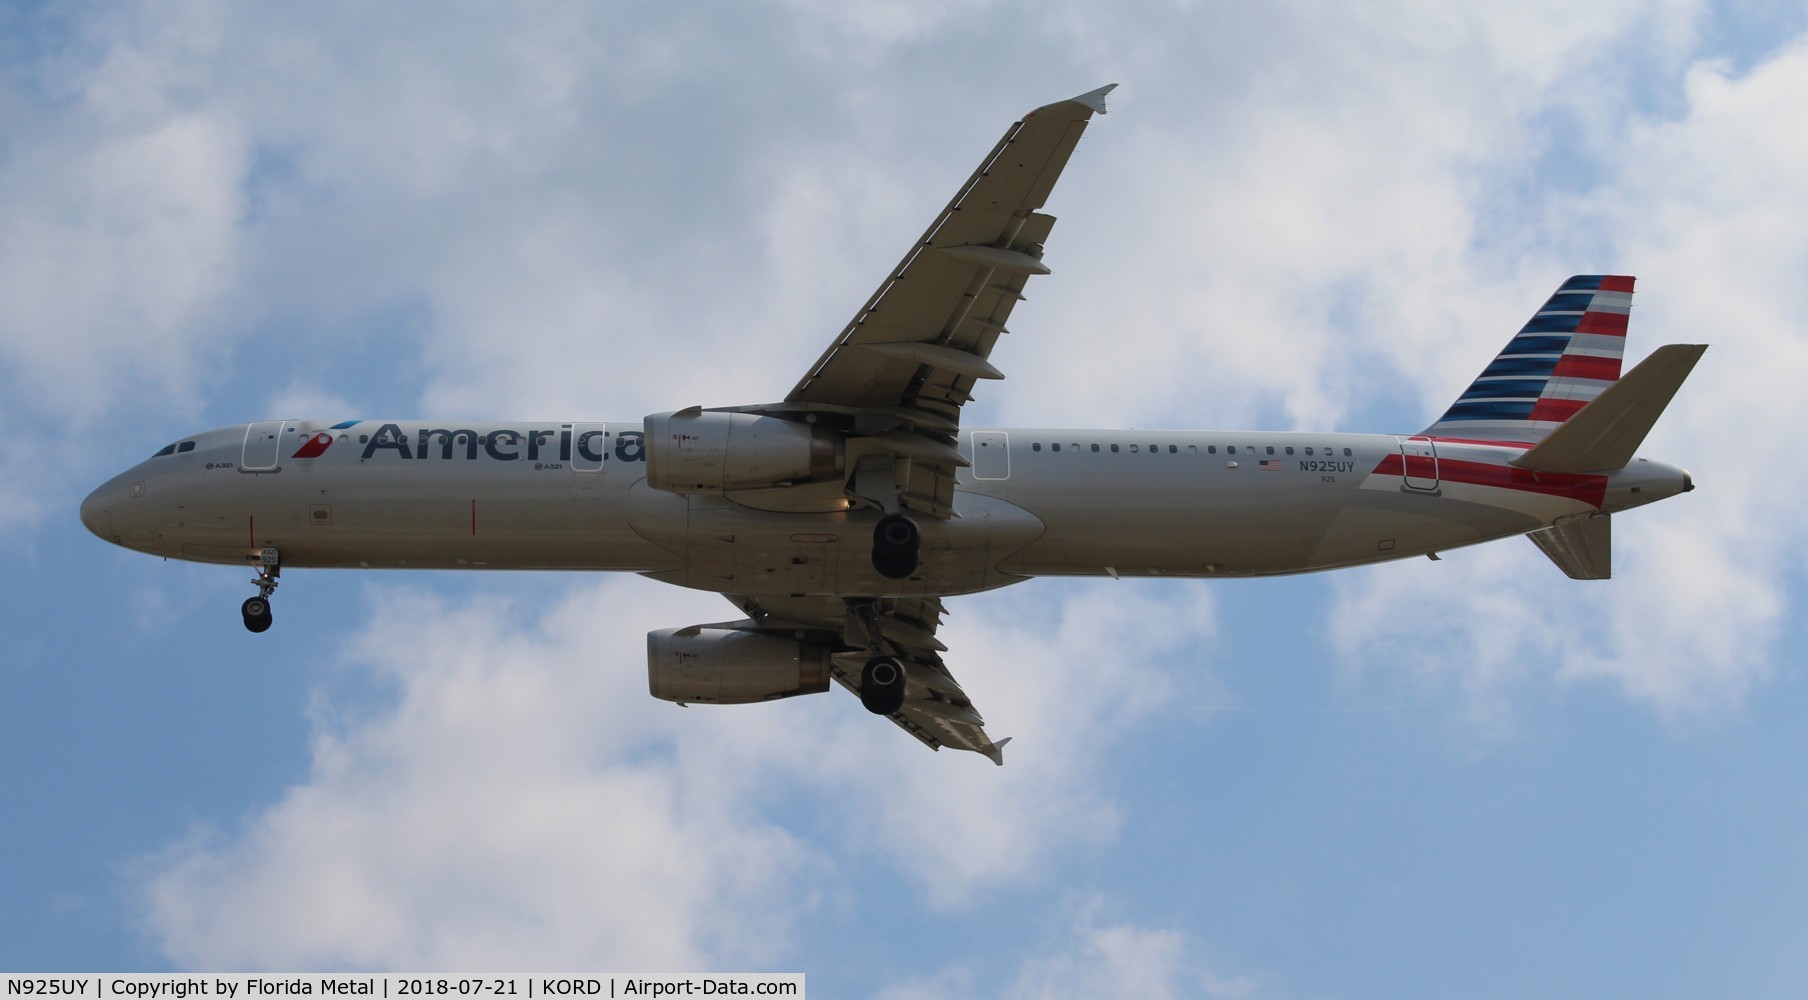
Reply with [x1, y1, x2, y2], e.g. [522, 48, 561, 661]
[345, 422, 647, 463]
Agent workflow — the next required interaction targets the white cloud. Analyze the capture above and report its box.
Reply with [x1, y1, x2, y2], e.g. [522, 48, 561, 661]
[140, 576, 1219, 968]
[143, 580, 821, 970]
[266, 384, 363, 421]
[802, 582, 1222, 908]
[0, 108, 246, 421]
[1328, 37, 1808, 725]
[1004, 903, 1260, 1000]
[999, 0, 1688, 416]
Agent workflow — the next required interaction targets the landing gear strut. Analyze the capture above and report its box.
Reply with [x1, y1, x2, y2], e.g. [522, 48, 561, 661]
[871, 513, 921, 579]
[850, 599, 909, 716]
[242, 548, 279, 633]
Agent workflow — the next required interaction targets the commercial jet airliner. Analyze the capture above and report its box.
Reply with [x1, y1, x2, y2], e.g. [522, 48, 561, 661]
[81, 85, 1703, 763]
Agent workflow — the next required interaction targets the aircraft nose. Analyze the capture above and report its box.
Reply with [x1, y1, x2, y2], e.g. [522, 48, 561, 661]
[80, 484, 112, 540]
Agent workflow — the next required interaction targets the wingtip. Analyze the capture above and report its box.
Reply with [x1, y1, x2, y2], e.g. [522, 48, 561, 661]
[982, 735, 1013, 766]
[1071, 83, 1118, 115]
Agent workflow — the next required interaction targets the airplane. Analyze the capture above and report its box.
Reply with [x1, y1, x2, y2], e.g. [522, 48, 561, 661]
[80, 84, 1704, 765]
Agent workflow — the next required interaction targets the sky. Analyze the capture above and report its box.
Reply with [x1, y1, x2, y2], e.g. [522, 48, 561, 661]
[4, 0, 1808, 995]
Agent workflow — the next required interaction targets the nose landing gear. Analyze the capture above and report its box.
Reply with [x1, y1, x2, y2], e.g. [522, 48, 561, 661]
[242, 548, 279, 633]
[241, 595, 273, 633]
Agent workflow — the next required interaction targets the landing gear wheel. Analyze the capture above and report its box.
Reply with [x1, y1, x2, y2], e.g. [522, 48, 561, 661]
[872, 514, 921, 579]
[859, 656, 907, 715]
[243, 551, 280, 634]
[241, 596, 273, 633]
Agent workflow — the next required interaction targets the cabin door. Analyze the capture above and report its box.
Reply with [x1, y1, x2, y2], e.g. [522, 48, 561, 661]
[1399, 436, 1440, 492]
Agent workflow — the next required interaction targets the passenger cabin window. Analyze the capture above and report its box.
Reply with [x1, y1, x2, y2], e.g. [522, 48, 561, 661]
[1343, 448, 1353, 456]
[1052, 443, 1061, 452]
[1090, 443, 1100, 452]
[1110, 444, 1119, 453]
[1032, 442, 1042, 452]
[1266, 446, 1275, 455]
[1208, 445, 1217, 454]
[1227, 446, 1237, 455]
[1169, 445, 1178, 454]
[1305, 447, 1314, 456]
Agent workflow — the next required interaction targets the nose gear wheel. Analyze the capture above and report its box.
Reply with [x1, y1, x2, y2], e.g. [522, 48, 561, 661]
[242, 549, 279, 633]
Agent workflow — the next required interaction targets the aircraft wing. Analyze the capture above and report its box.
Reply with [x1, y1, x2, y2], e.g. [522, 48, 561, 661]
[726, 593, 1010, 764]
[763, 84, 1114, 519]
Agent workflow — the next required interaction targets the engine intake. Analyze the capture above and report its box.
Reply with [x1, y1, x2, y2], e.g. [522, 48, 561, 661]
[644, 410, 841, 495]
[647, 627, 832, 705]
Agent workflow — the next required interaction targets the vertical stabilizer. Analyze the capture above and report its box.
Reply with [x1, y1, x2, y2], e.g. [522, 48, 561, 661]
[1424, 275, 1635, 442]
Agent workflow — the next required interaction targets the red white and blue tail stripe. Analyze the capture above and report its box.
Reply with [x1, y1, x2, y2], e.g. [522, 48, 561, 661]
[1424, 275, 1634, 442]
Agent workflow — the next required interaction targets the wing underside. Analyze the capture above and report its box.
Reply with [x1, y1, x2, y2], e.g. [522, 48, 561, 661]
[752, 85, 1114, 519]
[725, 593, 1009, 764]
[699, 88, 1115, 762]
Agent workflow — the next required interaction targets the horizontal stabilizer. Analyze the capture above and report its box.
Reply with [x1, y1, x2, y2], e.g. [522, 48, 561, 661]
[1511, 344, 1706, 473]
[1528, 514, 1612, 580]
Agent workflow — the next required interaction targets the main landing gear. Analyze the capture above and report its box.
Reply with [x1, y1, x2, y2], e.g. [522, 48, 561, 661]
[851, 600, 908, 716]
[242, 548, 279, 633]
[860, 655, 907, 716]
[871, 513, 921, 580]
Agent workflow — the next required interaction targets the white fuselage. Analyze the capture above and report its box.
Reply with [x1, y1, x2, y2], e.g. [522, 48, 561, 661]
[80, 419, 1690, 598]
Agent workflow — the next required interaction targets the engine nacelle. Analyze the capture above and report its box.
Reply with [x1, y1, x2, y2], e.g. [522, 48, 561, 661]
[647, 627, 832, 705]
[643, 410, 841, 495]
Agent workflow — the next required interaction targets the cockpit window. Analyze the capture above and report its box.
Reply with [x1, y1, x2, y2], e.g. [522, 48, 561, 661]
[152, 440, 197, 458]
[177, 441, 195, 453]
[153, 443, 177, 457]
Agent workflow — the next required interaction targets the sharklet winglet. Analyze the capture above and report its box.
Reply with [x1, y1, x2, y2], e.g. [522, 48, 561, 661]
[1068, 84, 1117, 115]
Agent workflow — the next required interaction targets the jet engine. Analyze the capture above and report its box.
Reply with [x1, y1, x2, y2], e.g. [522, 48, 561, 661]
[644, 410, 841, 495]
[647, 626, 832, 704]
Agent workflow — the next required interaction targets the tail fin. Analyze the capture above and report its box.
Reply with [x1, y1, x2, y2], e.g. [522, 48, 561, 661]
[1424, 275, 1635, 442]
